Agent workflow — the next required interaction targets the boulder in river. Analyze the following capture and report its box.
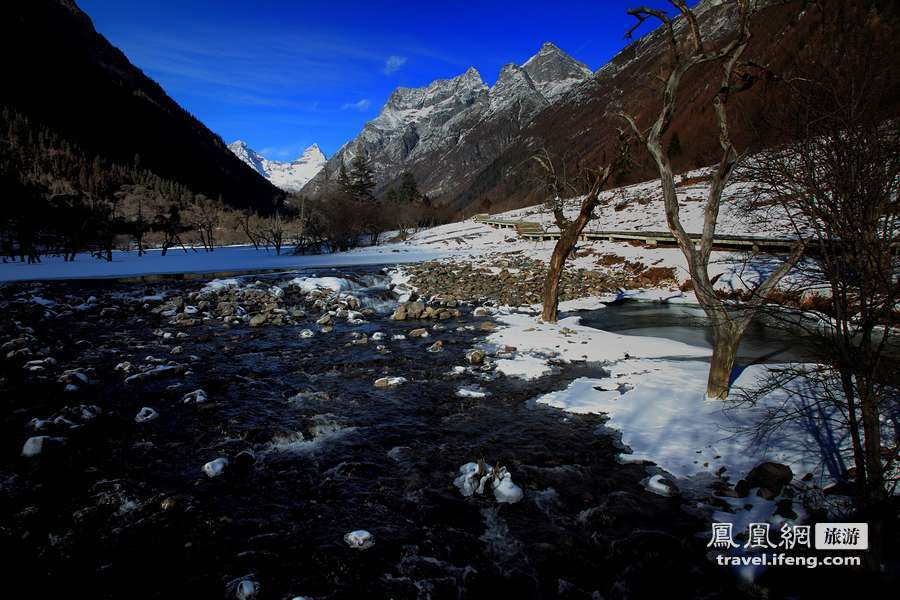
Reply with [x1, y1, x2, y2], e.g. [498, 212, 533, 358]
[465, 350, 486, 365]
[134, 407, 159, 423]
[182, 389, 208, 404]
[374, 376, 407, 388]
[21, 435, 64, 457]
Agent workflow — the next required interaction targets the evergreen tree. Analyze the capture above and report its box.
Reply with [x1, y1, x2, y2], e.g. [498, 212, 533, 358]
[349, 154, 375, 200]
[337, 163, 353, 197]
[396, 171, 421, 203]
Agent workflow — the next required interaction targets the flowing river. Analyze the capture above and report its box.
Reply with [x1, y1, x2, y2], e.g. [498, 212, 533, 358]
[0, 266, 804, 599]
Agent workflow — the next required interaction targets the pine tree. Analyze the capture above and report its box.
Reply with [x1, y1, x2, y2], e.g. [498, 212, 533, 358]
[349, 154, 375, 200]
[337, 163, 353, 197]
[396, 171, 421, 204]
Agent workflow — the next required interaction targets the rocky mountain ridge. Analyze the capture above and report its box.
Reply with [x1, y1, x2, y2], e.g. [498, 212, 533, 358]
[301, 42, 593, 200]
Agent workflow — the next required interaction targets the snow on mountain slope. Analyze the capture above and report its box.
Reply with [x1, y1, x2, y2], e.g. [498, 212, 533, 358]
[302, 41, 593, 201]
[228, 141, 326, 192]
[522, 41, 594, 102]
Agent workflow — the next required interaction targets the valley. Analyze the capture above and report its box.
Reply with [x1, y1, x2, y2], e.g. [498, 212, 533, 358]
[0, 0, 897, 598]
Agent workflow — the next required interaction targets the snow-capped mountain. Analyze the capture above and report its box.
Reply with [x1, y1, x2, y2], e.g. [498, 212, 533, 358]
[228, 141, 326, 192]
[301, 42, 593, 201]
[522, 42, 593, 102]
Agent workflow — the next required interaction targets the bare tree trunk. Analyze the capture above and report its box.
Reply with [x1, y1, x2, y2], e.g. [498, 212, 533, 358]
[541, 229, 576, 323]
[861, 387, 885, 502]
[541, 170, 610, 323]
[840, 371, 869, 498]
[707, 322, 741, 400]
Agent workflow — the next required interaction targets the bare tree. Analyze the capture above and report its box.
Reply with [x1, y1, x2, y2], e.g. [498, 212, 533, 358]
[239, 210, 263, 250]
[259, 211, 289, 255]
[186, 194, 222, 252]
[532, 148, 581, 231]
[117, 183, 156, 256]
[537, 136, 629, 323]
[618, 0, 802, 398]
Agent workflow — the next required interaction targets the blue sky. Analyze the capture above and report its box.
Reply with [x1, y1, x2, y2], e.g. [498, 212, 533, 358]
[79, 0, 689, 160]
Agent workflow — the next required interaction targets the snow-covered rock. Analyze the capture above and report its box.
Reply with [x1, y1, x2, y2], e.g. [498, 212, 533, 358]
[491, 467, 525, 504]
[455, 385, 489, 398]
[343, 529, 375, 550]
[234, 578, 258, 600]
[203, 457, 228, 478]
[644, 473, 678, 497]
[454, 461, 524, 504]
[182, 389, 208, 404]
[134, 407, 159, 423]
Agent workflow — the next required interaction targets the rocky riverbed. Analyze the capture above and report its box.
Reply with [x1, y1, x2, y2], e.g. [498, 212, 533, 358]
[400, 253, 679, 307]
[0, 267, 755, 599]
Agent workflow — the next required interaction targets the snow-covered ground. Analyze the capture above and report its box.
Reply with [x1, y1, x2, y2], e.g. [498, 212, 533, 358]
[496, 167, 790, 238]
[476, 308, 844, 492]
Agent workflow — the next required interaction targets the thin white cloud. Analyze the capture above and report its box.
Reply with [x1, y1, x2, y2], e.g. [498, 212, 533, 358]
[383, 55, 407, 75]
[341, 98, 371, 111]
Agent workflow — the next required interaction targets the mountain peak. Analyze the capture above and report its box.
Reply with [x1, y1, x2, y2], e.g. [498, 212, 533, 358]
[538, 41, 562, 54]
[229, 140, 325, 192]
[297, 143, 326, 163]
[522, 42, 593, 101]
[488, 63, 545, 115]
[461, 66, 483, 80]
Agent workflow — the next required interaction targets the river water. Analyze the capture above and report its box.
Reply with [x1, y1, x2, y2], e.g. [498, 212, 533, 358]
[0, 267, 783, 599]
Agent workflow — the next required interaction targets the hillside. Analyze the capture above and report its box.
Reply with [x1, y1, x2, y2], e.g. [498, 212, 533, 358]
[448, 0, 900, 214]
[0, 0, 283, 212]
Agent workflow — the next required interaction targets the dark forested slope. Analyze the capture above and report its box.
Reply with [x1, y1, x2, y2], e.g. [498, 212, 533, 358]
[0, 0, 283, 212]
